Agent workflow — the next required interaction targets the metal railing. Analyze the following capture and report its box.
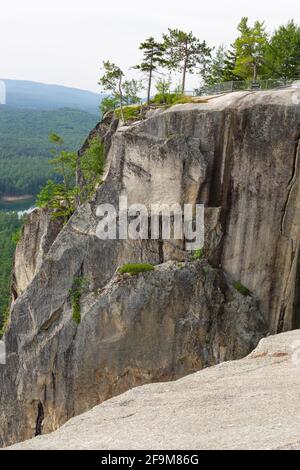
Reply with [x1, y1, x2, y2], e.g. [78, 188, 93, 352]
[196, 78, 300, 96]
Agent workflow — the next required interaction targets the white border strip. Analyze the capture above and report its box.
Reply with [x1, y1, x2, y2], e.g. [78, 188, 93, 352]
[0, 340, 6, 364]
[0, 80, 6, 105]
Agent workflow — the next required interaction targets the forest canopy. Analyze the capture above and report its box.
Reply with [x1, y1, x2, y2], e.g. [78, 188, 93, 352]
[0, 107, 98, 197]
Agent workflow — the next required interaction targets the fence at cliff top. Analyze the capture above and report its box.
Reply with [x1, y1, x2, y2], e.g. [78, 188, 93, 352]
[190, 78, 300, 96]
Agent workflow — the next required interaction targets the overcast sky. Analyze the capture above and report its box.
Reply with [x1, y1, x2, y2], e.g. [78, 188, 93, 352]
[0, 0, 299, 93]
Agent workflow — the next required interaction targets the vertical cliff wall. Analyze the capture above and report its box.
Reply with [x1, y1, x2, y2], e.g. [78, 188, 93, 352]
[0, 89, 299, 447]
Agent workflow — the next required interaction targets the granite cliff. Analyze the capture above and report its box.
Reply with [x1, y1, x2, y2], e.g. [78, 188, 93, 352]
[1, 89, 299, 447]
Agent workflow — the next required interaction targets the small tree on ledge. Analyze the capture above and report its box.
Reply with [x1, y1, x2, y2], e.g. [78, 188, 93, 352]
[98, 61, 125, 122]
[135, 37, 166, 104]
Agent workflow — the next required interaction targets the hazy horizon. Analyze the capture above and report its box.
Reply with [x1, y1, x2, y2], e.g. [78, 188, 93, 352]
[1, 0, 300, 93]
[0, 78, 100, 95]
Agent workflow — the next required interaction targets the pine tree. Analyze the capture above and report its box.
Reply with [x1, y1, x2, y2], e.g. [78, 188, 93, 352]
[135, 37, 166, 104]
[264, 20, 300, 80]
[204, 45, 227, 85]
[222, 46, 243, 82]
[163, 29, 211, 94]
[233, 17, 268, 82]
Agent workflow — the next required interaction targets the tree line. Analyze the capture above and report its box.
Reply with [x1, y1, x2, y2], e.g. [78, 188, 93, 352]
[0, 107, 98, 198]
[99, 18, 300, 116]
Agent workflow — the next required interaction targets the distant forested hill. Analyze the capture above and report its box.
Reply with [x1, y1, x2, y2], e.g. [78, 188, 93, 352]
[1, 79, 102, 115]
[0, 107, 98, 196]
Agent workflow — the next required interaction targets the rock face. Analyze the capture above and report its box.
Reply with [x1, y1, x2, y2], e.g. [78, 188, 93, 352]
[12, 208, 64, 299]
[1, 89, 300, 447]
[8, 330, 300, 450]
[0, 258, 266, 447]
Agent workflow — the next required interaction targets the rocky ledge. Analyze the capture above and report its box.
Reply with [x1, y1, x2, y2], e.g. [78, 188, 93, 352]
[7, 330, 300, 450]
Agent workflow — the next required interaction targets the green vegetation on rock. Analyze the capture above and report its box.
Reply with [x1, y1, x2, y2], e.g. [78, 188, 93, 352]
[69, 276, 89, 325]
[37, 134, 105, 221]
[118, 263, 155, 276]
[193, 248, 204, 261]
[0, 211, 24, 335]
[233, 281, 251, 297]
[115, 105, 142, 121]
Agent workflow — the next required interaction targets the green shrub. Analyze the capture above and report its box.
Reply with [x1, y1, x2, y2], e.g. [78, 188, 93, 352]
[72, 298, 81, 325]
[11, 228, 22, 245]
[37, 180, 75, 221]
[69, 276, 89, 324]
[78, 137, 105, 203]
[118, 263, 155, 276]
[151, 92, 181, 106]
[172, 95, 194, 104]
[100, 96, 119, 115]
[115, 105, 141, 121]
[233, 281, 251, 296]
[193, 248, 204, 260]
[0, 307, 10, 337]
[37, 134, 105, 220]
[150, 93, 196, 106]
[81, 137, 105, 181]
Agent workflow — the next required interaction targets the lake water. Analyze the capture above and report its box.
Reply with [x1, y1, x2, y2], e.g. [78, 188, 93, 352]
[0, 197, 36, 213]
